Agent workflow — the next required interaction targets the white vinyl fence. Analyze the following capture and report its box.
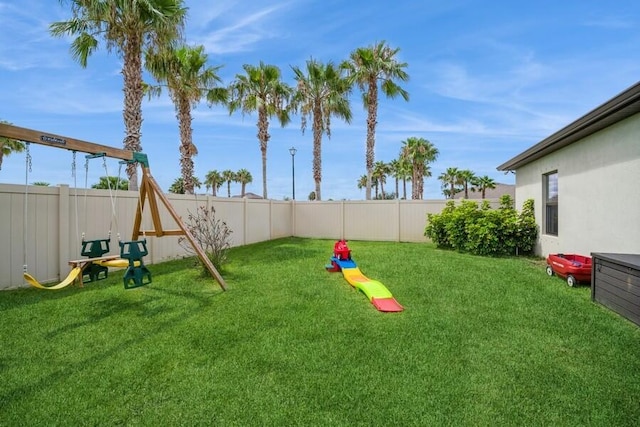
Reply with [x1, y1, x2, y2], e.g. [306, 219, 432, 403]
[0, 183, 500, 289]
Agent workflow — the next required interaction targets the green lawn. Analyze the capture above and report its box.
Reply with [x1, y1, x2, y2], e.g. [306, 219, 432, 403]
[1, 238, 639, 426]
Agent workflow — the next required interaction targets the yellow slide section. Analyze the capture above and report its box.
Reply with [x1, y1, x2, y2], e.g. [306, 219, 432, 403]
[23, 267, 83, 290]
[97, 259, 140, 268]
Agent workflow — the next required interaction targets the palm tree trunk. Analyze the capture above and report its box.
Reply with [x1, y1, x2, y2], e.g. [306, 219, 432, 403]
[257, 107, 270, 199]
[312, 107, 323, 201]
[365, 81, 378, 200]
[395, 177, 399, 199]
[178, 97, 196, 195]
[122, 32, 144, 191]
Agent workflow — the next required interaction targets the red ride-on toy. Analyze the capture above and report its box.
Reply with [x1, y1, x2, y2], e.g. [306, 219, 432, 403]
[325, 239, 351, 272]
[546, 253, 592, 287]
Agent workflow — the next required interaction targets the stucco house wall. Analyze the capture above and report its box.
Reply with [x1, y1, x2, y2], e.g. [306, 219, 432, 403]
[513, 113, 640, 256]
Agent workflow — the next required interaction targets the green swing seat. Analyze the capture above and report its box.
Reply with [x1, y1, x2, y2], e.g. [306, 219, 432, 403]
[81, 238, 111, 283]
[119, 239, 152, 289]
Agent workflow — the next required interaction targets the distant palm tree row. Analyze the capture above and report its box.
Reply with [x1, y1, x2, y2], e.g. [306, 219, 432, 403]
[437, 167, 497, 199]
[167, 168, 253, 197]
[360, 156, 498, 200]
[357, 136, 439, 200]
[47, 1, 409, 201]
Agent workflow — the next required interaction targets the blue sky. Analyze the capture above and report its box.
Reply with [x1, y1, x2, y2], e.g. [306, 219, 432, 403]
[1, 0, 639, 200]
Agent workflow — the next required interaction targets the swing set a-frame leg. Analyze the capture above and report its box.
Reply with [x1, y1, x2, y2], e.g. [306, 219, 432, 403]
[132, 167, 227, 291]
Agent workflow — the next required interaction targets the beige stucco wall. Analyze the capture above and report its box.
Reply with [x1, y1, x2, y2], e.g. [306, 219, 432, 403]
[514, 113, 640, 257]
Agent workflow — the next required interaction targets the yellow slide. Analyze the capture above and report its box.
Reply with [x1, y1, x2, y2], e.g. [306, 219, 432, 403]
[23, 267, 83, 290]
[97, 259, 140, 268]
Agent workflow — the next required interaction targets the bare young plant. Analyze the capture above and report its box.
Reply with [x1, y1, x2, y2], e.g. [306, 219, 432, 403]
[178, 206, 232, 272]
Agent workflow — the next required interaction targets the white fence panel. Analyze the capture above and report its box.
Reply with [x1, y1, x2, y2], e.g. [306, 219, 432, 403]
[1, 182, 502, 289]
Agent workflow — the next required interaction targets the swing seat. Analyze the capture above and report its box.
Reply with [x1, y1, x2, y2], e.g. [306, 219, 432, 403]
[81, 238, 111, 283]
[119, 239, 152, 289]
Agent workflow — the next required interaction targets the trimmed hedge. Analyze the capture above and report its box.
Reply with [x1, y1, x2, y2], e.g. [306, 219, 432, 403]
[424, 195, 538, 256]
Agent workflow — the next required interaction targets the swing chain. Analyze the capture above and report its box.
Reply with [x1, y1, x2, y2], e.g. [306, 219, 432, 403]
[71, 151, 77, 179]
[25, 142, 32, 173]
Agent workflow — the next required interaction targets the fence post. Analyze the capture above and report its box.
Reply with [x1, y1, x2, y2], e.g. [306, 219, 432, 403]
[243, 197, 248, 246]
[396, 199, 401, 242]
[291, 200, 296, 237]
[341, 200, 345, 240]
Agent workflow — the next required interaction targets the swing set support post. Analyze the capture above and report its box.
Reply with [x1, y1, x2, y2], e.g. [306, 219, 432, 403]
[134, 167, 227, 290]
[1, 123, 227, 291]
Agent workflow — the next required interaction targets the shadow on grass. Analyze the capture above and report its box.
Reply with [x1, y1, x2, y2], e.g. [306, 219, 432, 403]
[0, 287, 222, 408]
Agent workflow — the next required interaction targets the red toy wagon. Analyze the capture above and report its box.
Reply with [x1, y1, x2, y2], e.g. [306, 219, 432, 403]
[546, 253, 592, 287]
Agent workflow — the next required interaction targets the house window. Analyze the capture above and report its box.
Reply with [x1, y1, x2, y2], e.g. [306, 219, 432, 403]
[544, 172, 558, 236]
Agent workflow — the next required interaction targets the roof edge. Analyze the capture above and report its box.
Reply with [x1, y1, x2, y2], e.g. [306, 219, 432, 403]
[497, 81, 640, 171]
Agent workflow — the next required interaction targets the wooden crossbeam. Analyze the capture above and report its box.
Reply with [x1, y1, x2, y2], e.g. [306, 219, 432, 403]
[0, 123, 135, 161]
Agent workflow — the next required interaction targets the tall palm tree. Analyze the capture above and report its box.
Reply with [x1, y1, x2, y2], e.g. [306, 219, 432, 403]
[292, 59, 352, 201]
[235, 168, 253, 197]
[204, 169, 223, 196]
[475, 175, 497, 199]
[458, 169, 477, 199]
[145, 44, 227, 195]
[222, 169, 236, 197]
[0, 120, 25, 170]
[342, 41, 409, 200]
[228, 62, 292, 199]
[438, 167, 462, 199]
[50, 0, 187, 190]
[372, 160, 390, 199]
[401, 137, 439, 200]
[388, 159, 401, 199]
[398, 154, 412, 200]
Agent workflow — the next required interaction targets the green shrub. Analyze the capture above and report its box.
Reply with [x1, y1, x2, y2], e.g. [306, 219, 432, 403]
[425, 201, 455, 249]
[424, 196, 538, 257]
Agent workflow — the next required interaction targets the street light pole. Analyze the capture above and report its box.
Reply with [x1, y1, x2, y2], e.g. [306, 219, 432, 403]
[289, 147, 297, 200]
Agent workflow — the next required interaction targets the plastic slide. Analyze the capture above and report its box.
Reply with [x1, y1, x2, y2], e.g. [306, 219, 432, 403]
[23, 267, 83, 290]
[331, 258, 404, 312]
[97, 259, 140, 268]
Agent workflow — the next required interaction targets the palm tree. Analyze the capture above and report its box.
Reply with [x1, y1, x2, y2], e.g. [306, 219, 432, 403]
[292, 59, 352, 201]
[357, 175, 367, 193]
[398, 154, 412, 200]
[475, 175, 497, 199]
[204, 169, 223, 196]
[228, 62, 292, 199]
[342, 41, 409, 200]
[459, 169, 477, 199]
[168, 176, 201, 194]
[222, 169, 236, 197]
[401, 137, 439, 200]
[388, 159, 403, 200]
[92, 176, 129, 190]
[372, 160, 390, 199]
[438, 167, 462, 199]
[235, 168, 253, 197]
[145, 44, 227, 195]
[50, 0, 187, 190]
[0, 120, 25, 170]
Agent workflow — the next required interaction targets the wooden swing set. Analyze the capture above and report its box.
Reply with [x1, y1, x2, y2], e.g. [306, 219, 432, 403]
[0, 123, 227, 291]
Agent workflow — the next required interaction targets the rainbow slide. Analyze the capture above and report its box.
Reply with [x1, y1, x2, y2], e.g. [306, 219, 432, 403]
[327, 257, 404, 312]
